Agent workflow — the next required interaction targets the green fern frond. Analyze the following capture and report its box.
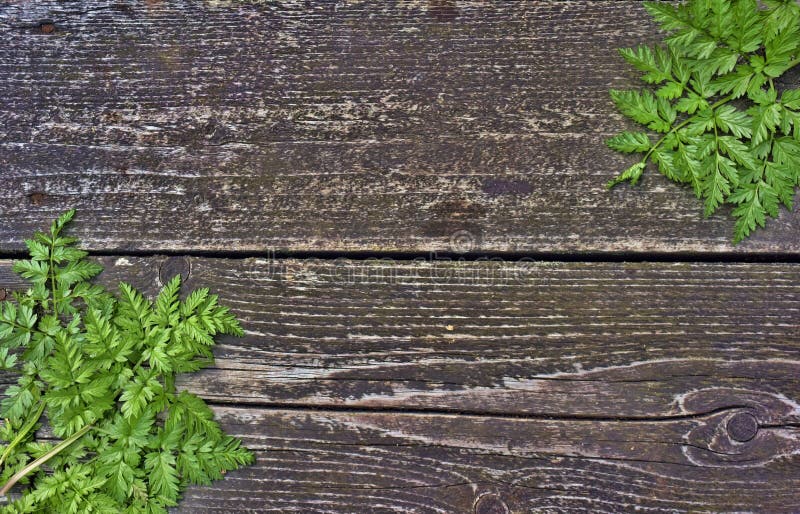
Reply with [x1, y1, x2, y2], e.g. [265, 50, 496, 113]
[609, 0, 800, 242]
[0, 213, 253, 512]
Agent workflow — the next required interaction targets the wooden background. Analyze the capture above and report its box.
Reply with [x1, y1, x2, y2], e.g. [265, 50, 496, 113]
[1, 1, 800, 512]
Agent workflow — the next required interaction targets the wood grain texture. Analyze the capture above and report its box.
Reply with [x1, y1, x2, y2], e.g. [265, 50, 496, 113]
[23, 404, 799, 512]
[3, 0, 800, 510]
[1, 256, 800, 511]
[3, 256, 800, 416]
[2, 0, 799, 254]
[182, 405, 800, 512]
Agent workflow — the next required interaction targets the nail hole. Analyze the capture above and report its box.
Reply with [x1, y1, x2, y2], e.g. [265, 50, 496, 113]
[114, 2, 133, 12]
[428, 0, 459, 21]
[28, 192, 45, 206]
[727, 412, 758, 442]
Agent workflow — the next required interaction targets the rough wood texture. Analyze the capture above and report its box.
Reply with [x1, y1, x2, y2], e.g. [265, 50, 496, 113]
[172, 405, 800, 513]
[2, 0, 799, 253]
[3, 257, 800, 512]
[4, 257, 800, 415]
[3, 0, 800, 511]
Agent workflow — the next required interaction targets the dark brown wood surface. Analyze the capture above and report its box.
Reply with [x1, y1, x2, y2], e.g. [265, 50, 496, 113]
[3, 258, 800, 512]
[2, 0, 800, 512]
[1, 0, 799, 254]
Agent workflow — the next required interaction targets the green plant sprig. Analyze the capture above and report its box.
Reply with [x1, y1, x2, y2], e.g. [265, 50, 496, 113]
[0, 210, 253, 513]
[607, 0, 800, 243]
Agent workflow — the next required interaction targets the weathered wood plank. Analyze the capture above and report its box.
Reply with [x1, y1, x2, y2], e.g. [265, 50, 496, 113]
[2, 257, 800, 510]
[2, 1, 798, 253]
[18, 404, 795, 511]
[2, 257, 799, 418]
[173, 405, 800, 512]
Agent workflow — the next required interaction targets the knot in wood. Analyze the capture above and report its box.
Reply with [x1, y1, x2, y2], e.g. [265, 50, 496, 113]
[474, 493, 509, 514]
[159, 256, 192, 286]
[203, 119, 218, 136]
[727, 412, 758, 442]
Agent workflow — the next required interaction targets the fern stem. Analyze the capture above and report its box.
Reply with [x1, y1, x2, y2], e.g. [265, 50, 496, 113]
[48, 242, 58, 319]
[0, 401, 45, 470]
[0, 423, 93, 496]
[0, 361, 154, 495]
[2, 320, 31, 332]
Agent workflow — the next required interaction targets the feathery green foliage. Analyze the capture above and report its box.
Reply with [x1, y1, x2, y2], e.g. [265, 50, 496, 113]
[0, 211, 253, 512]
[608, 0, 800, 243]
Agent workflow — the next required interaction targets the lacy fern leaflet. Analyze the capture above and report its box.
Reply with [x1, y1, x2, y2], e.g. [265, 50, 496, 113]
[608, 0, 800, 242]
[0, 211, 253, 513]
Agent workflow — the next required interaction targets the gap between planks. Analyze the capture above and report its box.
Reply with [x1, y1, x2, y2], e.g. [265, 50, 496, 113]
[1, 249, 800, 264]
